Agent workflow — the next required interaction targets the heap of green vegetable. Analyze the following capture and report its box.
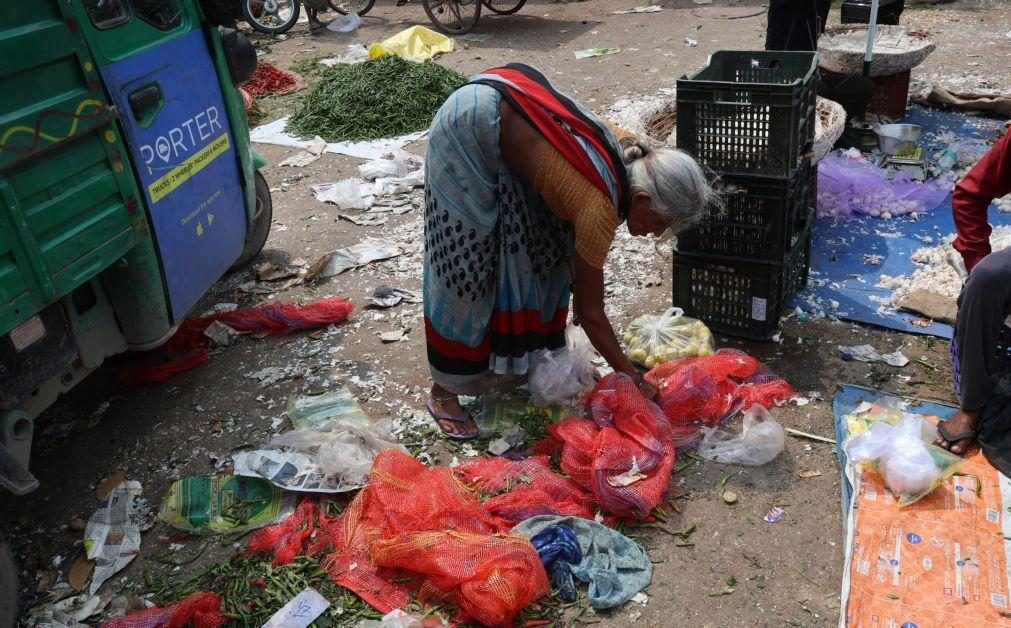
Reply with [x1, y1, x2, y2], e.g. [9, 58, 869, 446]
[286, 55, 468, 143]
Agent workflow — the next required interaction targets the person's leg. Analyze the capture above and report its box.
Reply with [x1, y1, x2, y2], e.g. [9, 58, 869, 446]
[306, 6, 325, 29]
[937, 248, 1011, 454]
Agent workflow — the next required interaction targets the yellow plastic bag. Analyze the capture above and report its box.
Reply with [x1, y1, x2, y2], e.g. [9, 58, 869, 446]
[623, 307, 714, 368]
[368, 26, 455, 62]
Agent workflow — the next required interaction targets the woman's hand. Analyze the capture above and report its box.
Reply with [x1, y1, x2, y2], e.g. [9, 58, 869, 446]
[638, 379, 660, 403]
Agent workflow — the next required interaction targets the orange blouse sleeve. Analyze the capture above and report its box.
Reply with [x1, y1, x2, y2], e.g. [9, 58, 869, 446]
[533, 145, 620, 269]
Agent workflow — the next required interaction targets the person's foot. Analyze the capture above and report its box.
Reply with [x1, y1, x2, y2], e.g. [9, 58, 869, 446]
[308, 18, 326, 31]
[428, 387, 479, 439]
[934, 409, 981, 455]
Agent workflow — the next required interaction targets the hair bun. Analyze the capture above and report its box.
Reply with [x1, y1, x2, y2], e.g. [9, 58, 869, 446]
[622, 140, 650, 164]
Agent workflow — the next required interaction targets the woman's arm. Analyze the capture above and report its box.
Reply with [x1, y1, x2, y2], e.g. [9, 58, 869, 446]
[572, 255, 659, 399]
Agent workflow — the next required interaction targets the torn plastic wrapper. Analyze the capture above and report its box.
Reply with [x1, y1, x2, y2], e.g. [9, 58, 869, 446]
[306, 238, 404, 279]
[158, 475, 294, 534]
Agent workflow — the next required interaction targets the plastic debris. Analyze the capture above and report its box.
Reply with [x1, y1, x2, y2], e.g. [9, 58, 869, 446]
[262, 588, 330, 628]
[368, 26, 455, 62]
[327, 12, 361, 32]
[307, 238, 404, 279]
[370, 286, 421, 308]
[288, 387, 371, 431]
[838, 344, 909, 367]
[612, 5, 662, 13]
[697, 405, 785, 466]
[159, 475, 295, 534]
[574, 47, 621, 59]
[762, 507, 785, 523]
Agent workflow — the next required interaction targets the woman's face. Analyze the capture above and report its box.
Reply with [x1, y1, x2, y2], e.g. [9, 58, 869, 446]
[627, 192, 669, 237]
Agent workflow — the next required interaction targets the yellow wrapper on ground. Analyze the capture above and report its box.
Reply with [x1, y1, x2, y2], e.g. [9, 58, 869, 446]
[369, 26, 455, 62]
[623, 307, 715, 367]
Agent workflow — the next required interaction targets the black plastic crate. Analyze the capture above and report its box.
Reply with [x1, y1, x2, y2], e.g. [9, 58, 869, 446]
[672, 217, 812, 341]
[676, 51, 817, 176]
[841, 0, 904, 25]
[676, 159, 815, 261]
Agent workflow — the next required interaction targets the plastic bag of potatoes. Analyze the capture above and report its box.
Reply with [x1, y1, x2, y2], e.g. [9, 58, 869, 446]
[623, 307, 714, 368]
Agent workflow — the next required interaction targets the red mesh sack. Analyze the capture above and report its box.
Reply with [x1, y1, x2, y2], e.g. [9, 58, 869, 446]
[103, 592, 224, 628]
[120, 297, 353, 384]
[646, 348, 795, 450]
[370, 531, 550, 627]
[246, 449, 500, 616]
[547, 373, 676, 519]
[457, 456, 595, 527]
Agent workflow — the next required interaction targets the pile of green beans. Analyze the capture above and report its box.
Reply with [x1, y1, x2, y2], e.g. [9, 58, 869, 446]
[287, 55, 468, 143]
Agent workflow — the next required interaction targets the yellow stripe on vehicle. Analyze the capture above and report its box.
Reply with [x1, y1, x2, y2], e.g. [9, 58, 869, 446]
[147, 133, 230, 203]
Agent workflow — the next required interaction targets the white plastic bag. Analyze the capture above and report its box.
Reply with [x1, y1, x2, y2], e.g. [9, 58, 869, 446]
[358, 149, 424, 181]
[310, 179, 374, 209]
[696, 405, 785, 466]
[528, 325, 596, 407]
[844, 413, 963, 505]
[327, 12, 362, 32]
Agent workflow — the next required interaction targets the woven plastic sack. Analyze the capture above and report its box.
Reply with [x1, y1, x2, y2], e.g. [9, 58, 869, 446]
[547, 373, 676, 519]
[529, 325, 596, 407]
[119, 298, 354, 384]
[103, 592, 224, 628]
[623, 307, 714, 368]
[645, 349, 795, 451]
[457, 456, 595, 527]
[370, 530, 550, 627]
[816, 152, 949, 221]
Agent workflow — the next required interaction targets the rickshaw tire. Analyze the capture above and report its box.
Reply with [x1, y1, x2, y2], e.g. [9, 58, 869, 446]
[232, 170, 273, 269]
[0, 533, 17, 628]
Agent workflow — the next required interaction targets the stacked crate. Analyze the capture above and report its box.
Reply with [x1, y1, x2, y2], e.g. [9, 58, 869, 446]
[673, 51, 818, 340]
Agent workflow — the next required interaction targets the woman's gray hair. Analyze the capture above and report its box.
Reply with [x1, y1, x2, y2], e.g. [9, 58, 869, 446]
[621, 139, 720, 234]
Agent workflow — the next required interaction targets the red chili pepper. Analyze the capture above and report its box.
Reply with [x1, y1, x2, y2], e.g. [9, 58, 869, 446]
[244, 62, 297, 98]
[162, 532, 190, 544]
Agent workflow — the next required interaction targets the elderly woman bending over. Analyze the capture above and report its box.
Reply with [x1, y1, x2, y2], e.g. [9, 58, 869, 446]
[423, 64, 716, 438]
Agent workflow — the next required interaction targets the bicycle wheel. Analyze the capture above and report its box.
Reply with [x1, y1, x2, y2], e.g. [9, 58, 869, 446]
[328, 0, 375, 15]
[243, 0, 300, 33]
[423, 0, 481, 34]
[483, 0, 525, 15]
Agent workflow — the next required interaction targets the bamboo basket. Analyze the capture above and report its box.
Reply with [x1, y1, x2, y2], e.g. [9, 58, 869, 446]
[818, 25, 936, 78]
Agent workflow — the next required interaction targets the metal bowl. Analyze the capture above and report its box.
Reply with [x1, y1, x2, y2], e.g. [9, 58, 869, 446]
[874, 123, 924, 156]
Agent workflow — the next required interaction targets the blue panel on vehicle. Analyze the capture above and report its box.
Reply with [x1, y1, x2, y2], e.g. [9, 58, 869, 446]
[101, 30, 246, 321]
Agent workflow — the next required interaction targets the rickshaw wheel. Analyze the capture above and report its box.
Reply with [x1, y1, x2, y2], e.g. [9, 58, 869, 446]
[423, 0, 482, 34]
[328, 0, 376, 15]
[232, 171, 273, 269]
[483, 0, 526, 15]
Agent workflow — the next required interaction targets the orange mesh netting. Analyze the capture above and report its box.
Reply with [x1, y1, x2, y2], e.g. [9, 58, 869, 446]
[103, 592, 225, 628]
[119, 298, 354, 385]
[247, 449, 548, 625]
[645, 348, 795, 450]
[457, 456, 595, 527]
[545, 373, 676, 519]
[371, 530, 549, 627]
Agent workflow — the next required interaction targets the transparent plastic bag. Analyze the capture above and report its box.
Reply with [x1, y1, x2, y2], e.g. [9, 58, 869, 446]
[816, 152, 949, 220]
[696, 405, 785, 466]
[529, 325, 596, 407]
[268, 419, 406, 487]
[623, 307, 714, 368]
[844, 413, 964, 506]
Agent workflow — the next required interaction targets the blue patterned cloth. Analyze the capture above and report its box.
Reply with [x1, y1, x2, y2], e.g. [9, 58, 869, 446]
[530, 524, 582, 601]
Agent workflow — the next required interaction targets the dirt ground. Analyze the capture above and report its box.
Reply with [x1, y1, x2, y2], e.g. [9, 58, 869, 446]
[6, 0, 1011, 625]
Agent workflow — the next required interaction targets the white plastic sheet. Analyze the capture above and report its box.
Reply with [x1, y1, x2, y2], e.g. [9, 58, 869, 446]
[249, 116, 427, 160]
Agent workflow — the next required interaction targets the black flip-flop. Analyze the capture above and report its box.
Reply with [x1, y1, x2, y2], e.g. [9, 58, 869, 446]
[937, 422, 978, 452]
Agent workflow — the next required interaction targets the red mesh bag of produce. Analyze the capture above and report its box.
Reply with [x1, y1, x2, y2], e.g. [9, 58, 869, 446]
[247, 449, 517, 620]
[371, 530, 550, 627]
[103, 592, 225, 628]
[457, 456, 595, 526]
[120, 297, 354, 384]
[546, 373, 676, 519]
[645, 348, 795, 449]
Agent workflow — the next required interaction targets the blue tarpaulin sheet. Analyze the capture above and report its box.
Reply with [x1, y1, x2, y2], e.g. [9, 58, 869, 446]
[832, 384, 956, 514]
[790, 106, 1009, 339]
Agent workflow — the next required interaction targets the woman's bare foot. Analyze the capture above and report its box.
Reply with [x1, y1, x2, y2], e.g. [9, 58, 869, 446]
[429, 385, 479, 438]
[935, 408, 981, 455]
